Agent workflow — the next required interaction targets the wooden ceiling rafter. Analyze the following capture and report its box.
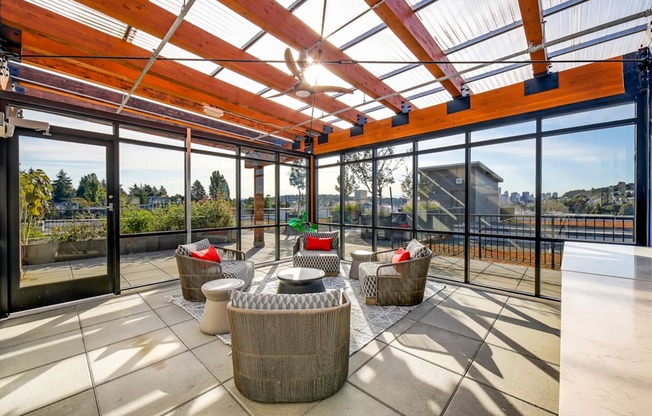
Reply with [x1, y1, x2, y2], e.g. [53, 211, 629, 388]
[218, 0, 414, 114]
[366, 0, 469, 98]
[4, 0, 330, 141]
[73, 0, 367, 127]
[518, 0, 549, 77]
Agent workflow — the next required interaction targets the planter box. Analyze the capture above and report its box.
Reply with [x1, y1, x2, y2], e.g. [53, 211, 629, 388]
[23, 241, 58, 265]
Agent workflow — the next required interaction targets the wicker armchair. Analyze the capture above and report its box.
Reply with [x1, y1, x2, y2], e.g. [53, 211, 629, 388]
[292, 231, 340, 276]
[228, 292, 351, 403]
[359, 244, 433, 306]
[175, 239, 254, 302]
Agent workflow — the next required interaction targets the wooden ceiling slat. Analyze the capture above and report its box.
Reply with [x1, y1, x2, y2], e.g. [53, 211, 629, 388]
[73, 0, 368, 126]
[518, 0, 549, 76]
[4, 0, 324, 138]
[219, 0, 413, 113]
[367, 0, 468, 98]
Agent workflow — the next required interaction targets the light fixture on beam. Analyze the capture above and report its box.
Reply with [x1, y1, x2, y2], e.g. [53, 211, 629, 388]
[202, 104, 224, 119]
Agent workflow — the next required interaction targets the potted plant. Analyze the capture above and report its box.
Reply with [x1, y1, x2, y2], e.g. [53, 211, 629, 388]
[288, 210, 318, 233]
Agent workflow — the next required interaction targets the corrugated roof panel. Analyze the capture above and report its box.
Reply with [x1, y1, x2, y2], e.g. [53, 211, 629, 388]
[465, 64, 532, 93]
[293, 0, 370, 42]
[151, 0, 260, 49]
[447, 28, 528, 79]
[409, 90, 451, 108]
[216, 68, 268, 94]
[27, 0, 128, 39]
[130, 30, 219, 74]
[552, 32, 645, 73]
[245, 33, 291, 73]
[382, 66, 438, 97]
[327, 5, 385, 49]
[345, 29, 420, 77]
[361, 106, 395, 120]
[543, 0, 652, 43]
[414, 0, 521, 50]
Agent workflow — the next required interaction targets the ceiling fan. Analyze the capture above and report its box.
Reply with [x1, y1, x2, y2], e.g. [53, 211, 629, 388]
[271, 47, 352, 99]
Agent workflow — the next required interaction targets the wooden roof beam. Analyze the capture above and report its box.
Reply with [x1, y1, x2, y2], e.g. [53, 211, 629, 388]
[74, 0, 367, 126]
[366, 0, 469, 98]
[219, 0, 413, 113]
[518, 0, 550, 77]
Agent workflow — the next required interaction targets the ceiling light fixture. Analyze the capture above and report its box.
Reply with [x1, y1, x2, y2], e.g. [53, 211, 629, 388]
[202, 104, 224, 119]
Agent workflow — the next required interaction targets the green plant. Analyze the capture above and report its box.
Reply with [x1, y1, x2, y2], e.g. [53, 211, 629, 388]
[50, 218, 106, 243]
[19, 169, 53, 245]
[288, 211, 318, 232]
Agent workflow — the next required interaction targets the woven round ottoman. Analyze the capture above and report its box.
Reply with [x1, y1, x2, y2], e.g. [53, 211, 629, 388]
[200, 278, 245, 335]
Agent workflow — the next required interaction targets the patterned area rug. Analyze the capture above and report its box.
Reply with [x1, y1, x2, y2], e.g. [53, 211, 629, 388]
[171, 267, 445, 356]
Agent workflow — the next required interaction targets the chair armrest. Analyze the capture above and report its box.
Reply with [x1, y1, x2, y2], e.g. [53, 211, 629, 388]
[374, 262, 401, 277]
[293, 237, 302, 255]
[216, 246, 245, 261]
[176, 253, 224, 275]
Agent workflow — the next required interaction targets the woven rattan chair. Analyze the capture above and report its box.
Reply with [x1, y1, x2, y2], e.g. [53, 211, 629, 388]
[359, 246, 433, 306]
[292, 231, 340, 276]
[175, 243, 254, 302]
[228, 292, 351, 403]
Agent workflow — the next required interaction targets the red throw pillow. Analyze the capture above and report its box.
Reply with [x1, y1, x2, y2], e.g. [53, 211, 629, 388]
[392, 247, 411, 263]
[190, 245, 221, 262]
[305, 236, 333, 251]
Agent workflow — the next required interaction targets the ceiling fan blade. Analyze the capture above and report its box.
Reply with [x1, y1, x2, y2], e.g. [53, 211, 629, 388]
[297, 49, 310, 71]
[284, 48, 302, 79]
[309, 85, 352, 95]
[266, 85, 295, 99]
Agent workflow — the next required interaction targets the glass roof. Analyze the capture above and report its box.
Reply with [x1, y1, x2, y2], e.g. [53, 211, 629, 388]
[18, 0, 652, 141]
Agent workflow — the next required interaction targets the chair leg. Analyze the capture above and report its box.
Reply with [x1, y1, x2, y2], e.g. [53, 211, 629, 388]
[365, 297, 377, 305]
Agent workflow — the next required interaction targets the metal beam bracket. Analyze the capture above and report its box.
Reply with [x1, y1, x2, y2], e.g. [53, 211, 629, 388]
[524, 72, 559, 96]
[447, 96, 471, 114]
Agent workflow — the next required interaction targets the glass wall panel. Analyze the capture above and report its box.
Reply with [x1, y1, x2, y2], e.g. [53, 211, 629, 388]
[418, 231, 464, 282]
[19, 137, 108, 287]
[470, 139, 536, 236]
[542, 103, 635, 131]
[120, 126, 185, 147]
[120, 143, 185, 234]
[542, 126, 635, 243]
[317, 155, 339, 166]
[191, 230, 238, 249]
[417, 149, 465, 232]
[240, 159, 276, 227]
[241, 227, 277, 263]
[374, 228, 412, 251]
[279, 161, 308, 259]
[377, 142, 413, 155]
[469, 236, 535, 294]
[119, 143, 185, 288]
[344, 158, 370, 225]
[471, 120, 535, 143]
[22, 108, 113, 134]
[191, 153, 236, 229]
[418, 133, 465, 151]
[532, 239, 564, 299]
[317, 165, 340, 223]
[343, 227, 371, 261]
[375, 154, 411, 230]
[191, 139, 237, 155]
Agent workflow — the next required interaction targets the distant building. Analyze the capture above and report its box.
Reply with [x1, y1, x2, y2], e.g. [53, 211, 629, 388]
[354, 189, 367, 200]
[552, 192, 559, 199]
[521, 191, 530, 203]
[510, 192, 520, 203]
[418, 161, 503, 217]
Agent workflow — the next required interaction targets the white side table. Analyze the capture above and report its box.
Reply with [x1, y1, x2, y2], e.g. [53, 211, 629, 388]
[349, 250, 374, 280]
[200, 278, 245, 335]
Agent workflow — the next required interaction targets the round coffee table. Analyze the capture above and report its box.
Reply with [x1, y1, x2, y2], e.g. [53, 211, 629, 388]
[277, 267, 326, 294]
[349, 250, 374, 280]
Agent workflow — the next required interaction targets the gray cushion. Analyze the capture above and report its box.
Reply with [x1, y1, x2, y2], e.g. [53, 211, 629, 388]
[229, 290, 342, 310]
[406, 239, 430, 259]
[176, 238, 211, 257]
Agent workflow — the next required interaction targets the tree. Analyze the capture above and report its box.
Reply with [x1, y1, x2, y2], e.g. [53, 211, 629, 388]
[191, 180, 207, 201]
[76, 173, 103, 205]
[289, 163, 307, 209]
[334, 167, 359, 198]
[347, 148, 405, 206]
[51, 169, 75, 202]
[159, 185, 168, 196]
[209, 170, 230, 200]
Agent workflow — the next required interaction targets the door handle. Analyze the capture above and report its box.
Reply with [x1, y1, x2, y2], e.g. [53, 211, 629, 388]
[107, 202, 114, 212]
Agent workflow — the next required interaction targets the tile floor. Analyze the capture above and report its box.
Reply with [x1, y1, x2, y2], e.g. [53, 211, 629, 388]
[1, 263, 561, 416]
